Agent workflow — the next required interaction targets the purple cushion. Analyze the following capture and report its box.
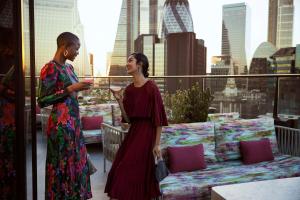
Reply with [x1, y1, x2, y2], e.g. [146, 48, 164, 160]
[240, 138, 274, 165]
[81, 116, 103, 130]
[167, 144, 206, 173]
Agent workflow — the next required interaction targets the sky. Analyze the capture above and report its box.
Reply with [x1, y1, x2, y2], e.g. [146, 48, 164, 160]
[78, 0, 300, 75]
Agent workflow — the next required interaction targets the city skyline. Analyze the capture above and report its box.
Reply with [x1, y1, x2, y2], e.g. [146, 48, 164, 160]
[78, 0, 300, 75]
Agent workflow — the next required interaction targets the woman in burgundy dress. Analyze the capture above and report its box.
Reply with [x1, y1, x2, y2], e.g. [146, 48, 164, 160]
[105, 52, 168, 200]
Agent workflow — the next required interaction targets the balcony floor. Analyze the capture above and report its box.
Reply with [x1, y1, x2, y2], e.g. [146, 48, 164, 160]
[33, 130, 111, 200]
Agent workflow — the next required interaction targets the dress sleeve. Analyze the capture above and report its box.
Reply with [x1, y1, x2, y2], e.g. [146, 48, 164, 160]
[151, 83, 168, 127]
[37, 63, 70, 108]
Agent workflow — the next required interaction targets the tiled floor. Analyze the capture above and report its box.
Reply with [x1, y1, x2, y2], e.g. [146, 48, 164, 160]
[35, 131, 111, 200]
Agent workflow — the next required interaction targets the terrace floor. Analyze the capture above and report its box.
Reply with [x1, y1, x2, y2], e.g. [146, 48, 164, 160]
[33, 130, 111, 200]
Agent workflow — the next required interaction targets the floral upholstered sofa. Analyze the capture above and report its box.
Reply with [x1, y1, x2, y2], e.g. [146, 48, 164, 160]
[80, 103, 122, 144]
[159, 117, 300, 200]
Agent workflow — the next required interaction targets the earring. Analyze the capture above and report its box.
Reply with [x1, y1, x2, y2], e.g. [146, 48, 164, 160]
[64, 50, 68, 57]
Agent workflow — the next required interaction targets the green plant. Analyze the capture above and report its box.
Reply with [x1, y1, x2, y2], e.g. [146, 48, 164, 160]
[163, 82, 214, 123]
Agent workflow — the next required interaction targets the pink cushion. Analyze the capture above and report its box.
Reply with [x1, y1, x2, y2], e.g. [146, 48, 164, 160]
[81, 116, 103, 130]
[36, 105, 41, 114]
[240, 138, 274, 165]
[167, 144, 206, 173]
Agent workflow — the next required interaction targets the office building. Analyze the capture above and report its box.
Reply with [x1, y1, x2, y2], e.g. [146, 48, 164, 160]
[221, 3, 249, 74]
[165, 32, 206, 93]
[161, 0, 194, 38]
[268, 0, 294, 48]
[25, 0, 90, 76]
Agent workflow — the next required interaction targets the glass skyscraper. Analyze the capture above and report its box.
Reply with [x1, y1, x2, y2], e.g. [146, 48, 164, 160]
[221, 3, 249, 74]
[110, 0, 139, 71]
[296, 44, 300, 71]
[161, 0, 194, 38]
[26, 0, 90, 76]
[268, 0, 294, 48]
[110, 0, 164, 75]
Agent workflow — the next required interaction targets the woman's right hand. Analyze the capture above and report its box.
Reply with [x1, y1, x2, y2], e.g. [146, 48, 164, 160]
[67, 82, 91, 93]
[110, 88, 124, 102]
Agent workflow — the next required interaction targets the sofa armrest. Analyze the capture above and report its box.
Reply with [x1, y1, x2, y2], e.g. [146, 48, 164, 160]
[275, 125, 300, 156]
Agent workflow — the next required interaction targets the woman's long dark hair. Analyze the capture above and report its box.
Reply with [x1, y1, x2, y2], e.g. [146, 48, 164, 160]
[130, 52, 149, 77]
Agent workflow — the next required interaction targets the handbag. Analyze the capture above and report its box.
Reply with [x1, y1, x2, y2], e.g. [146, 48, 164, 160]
[155, 158, 169, 182]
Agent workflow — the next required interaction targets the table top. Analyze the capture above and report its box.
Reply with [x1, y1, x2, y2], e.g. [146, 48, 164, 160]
[211, 177, 300, 200]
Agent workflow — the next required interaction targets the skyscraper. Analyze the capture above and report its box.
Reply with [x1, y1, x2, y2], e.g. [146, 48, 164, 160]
[221, 3, 249, 74]
[165, 32, 206, 93]
[268, 0, 294, 48]
[135, 34, 160, 76]
[161, 0, 194, 38]
[110, 0, 139, 75]
[27, 0, 90, 76]
[140, 0, 161, 35]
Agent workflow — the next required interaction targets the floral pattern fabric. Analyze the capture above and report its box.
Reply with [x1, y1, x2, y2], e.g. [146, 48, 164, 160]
[214, 117, 279, 161]
[0, 90, 16, 199]
[161, 122, 217, 162]
[38, 61, 92, 200]
[79, 103, 122, 126]
[160, 155, 300, 200]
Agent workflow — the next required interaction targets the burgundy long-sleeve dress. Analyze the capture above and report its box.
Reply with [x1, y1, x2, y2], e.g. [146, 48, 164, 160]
[105, 80, 168, 200]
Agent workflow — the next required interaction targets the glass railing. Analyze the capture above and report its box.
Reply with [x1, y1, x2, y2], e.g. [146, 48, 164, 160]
[29, 74, 300, 128]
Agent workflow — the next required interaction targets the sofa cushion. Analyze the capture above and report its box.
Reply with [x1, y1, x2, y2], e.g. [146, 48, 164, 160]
[215, 117, 278, 161]
[81, 116, 103, 130]
[82, 129, 102, 144]
[160, 155, 300, 200]
[167, 144, 206, 173]
[161, 122, 217, 162]
[240, 139, 274, 164]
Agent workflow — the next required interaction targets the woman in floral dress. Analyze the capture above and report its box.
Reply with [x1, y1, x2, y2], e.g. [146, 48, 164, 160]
[105, 52, 168, 200]
[38, 32, 92, 200]
[0, 27, 16, 200]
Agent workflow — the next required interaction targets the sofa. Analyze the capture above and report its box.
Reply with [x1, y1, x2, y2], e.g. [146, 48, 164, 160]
[79, 103, 122, 144]
[159, 116, 300, 200]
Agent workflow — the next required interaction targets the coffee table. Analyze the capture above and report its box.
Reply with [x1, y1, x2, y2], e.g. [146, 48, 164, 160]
[211, 177, 300, 200]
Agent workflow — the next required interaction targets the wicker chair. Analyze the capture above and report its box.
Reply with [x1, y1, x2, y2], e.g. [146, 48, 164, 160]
[102, 123, 128, 172]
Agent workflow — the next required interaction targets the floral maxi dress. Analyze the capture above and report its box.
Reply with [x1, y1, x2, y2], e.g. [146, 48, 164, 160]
[38, 61, 92, 200]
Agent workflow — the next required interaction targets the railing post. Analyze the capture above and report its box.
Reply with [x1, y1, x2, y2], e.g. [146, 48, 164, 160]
[108, 77, 111, 101]
[273, 76, 279, 119]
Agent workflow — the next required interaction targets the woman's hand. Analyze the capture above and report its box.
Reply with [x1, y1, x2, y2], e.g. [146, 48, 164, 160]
[110, 88, 124, 102]
[67, 82, 91, 93]
[153, 144, 161, 159]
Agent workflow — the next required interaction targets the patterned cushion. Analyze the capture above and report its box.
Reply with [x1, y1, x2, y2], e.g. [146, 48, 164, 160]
[161, 122, 217, 162]
[215, 117, 278, 161]
[82, 129, 102, 144]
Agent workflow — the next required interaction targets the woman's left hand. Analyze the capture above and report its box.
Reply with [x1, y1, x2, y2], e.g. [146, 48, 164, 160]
[153, 144, 161, 159]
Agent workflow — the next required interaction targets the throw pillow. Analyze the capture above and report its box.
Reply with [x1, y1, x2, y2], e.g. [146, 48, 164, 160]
[167, 144, 206, 173]
[240, 138, 274, 165]
[81, 116, 103, 130]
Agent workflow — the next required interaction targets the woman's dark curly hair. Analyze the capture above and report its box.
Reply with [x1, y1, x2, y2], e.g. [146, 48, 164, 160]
[130, 52, 149, 77]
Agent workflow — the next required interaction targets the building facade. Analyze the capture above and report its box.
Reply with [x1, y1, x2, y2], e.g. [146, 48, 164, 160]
[165, 32, 206, 93]
[221, 3, 249, 75]
[110, 0, 139, 74]
[161, 0, 194, 38]
[268, 0, 294, 48]
[25, 0, 90, 76]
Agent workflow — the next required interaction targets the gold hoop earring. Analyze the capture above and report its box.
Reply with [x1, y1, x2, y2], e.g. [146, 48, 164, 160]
[64, 50, 68, 57]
